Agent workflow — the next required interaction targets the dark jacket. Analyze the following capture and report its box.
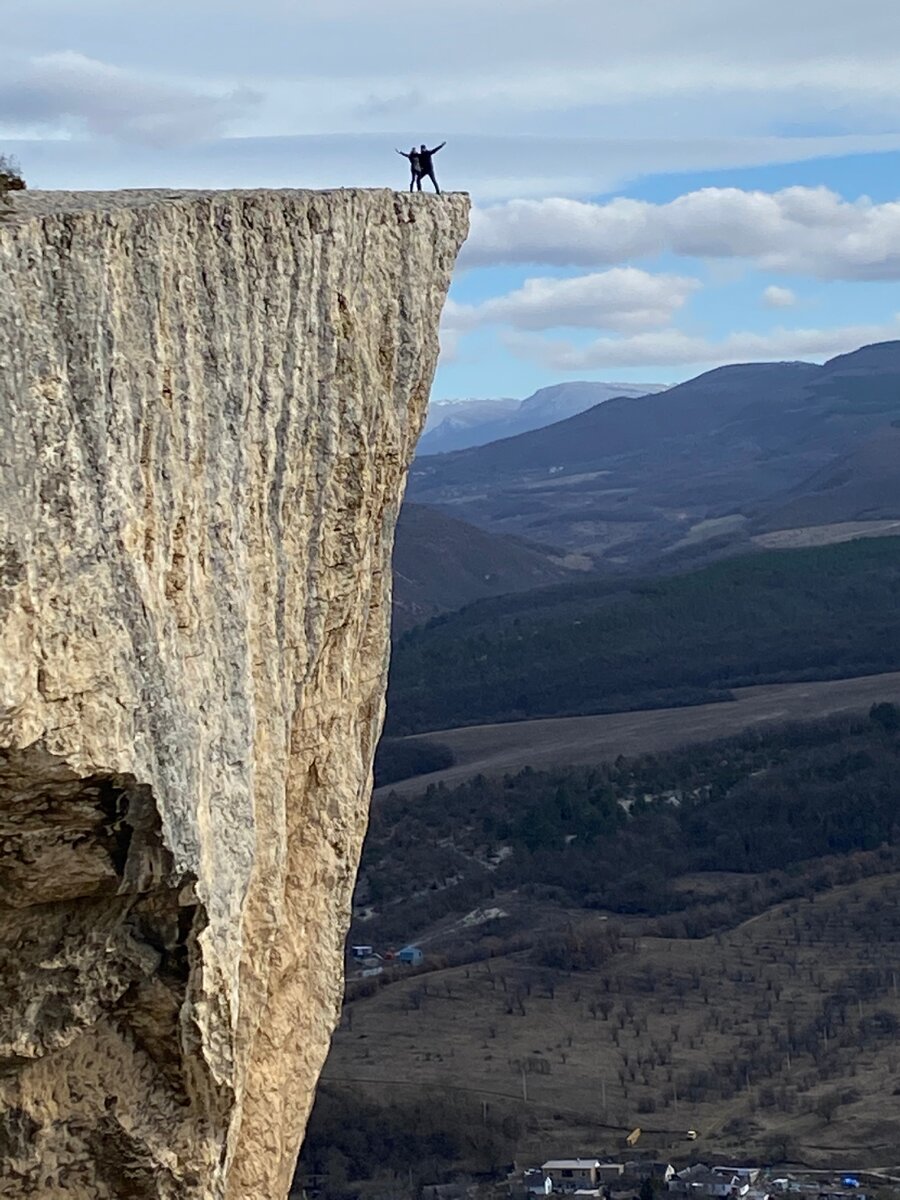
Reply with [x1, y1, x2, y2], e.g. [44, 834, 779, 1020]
[418, 143, 445, 173]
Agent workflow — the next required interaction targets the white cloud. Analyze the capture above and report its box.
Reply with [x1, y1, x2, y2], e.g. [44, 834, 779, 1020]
[463, 187, 900, 279]
[12, 1, 900, 133]
[506, 315, 900, 371]
[6, 0, 900, 188]
[0, 52, 259, 144]
[762, 285, 798, 309]
[444, 269, 700, 334]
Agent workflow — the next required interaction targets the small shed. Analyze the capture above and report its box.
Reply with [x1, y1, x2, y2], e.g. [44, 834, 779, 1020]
[525, 1169, 553, 1195]
[397, 945, 424, 966]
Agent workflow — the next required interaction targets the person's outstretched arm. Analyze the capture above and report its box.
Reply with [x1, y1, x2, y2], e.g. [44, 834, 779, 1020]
[429, 142, 446, 154]
[396, 149, 411, 158]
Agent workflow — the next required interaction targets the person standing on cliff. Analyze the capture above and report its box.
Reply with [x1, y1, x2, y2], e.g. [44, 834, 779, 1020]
[417, 142, 445, 193]
[396, 146, 422, 192]
[396, 142, 446, 193]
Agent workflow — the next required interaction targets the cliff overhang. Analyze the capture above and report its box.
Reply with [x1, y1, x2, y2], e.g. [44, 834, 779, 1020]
[0, 188, 469, 1198]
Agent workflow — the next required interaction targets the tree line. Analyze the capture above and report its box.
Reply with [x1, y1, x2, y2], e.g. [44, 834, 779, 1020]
[358, 704, 900, 944]
[385, 537, 900, 733]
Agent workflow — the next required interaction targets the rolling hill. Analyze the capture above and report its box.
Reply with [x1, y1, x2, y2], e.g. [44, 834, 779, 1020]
[756, 422, 900, 532]
[408, 342, 900, 568]
[391, 503, 591, 632]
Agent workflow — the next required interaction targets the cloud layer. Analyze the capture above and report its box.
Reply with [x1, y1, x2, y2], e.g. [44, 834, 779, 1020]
[11, 0, 900, 140]
[507, 316, 900, 371]
[0, 52, 259, 144]
[463, 188, 900, 280]
[444, 269, 700, 333]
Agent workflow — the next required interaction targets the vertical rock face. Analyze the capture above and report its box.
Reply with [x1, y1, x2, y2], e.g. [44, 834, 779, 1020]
[0, 189, 469, 1199]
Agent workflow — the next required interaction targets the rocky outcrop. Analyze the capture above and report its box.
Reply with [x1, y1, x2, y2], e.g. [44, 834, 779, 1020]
[0, 188, 468, 1199]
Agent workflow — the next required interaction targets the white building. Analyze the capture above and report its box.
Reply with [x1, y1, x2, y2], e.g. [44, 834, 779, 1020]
[542, 1160, 601, 1192]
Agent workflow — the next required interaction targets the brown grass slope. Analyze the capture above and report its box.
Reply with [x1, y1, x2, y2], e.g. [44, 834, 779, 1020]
[326, 871, 900, 1168]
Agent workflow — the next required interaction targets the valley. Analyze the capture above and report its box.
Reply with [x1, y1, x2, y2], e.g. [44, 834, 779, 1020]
[311, 340, 900, 1197]
[317, 704, 900, 1179]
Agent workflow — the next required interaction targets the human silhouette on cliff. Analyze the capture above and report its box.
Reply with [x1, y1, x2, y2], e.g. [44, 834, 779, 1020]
[396, 142, 445, 193]
[395, 146, 421, 191]
[417, 142, 445, 193]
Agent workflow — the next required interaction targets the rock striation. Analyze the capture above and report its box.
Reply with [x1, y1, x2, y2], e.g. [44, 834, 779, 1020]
[0, 188, 469, 1199]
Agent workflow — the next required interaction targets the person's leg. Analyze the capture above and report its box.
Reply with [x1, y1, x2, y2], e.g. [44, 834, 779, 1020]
[409, 170, 416, 192]
[427, 169, 441, 194]
[415, 173, 423, 191]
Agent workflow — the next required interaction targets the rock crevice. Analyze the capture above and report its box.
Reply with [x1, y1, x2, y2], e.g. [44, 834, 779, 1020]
[0, 188, 469, 1198]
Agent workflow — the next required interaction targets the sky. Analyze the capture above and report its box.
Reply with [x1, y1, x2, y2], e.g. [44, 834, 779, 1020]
[4, 0, 900, 401]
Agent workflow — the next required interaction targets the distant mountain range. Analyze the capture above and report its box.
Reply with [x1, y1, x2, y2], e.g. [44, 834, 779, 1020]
[408, 341, 900, 573]
[419, 380, 667, 454]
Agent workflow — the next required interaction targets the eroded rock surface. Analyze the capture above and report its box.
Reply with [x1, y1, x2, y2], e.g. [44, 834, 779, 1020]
[0, 188, 469, 1198]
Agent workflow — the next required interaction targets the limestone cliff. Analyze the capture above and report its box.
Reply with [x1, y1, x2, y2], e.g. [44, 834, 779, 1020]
[0, 188, 469, 1199]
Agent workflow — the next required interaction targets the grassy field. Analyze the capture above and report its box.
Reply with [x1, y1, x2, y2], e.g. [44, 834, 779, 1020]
[325, 870, 900, 1169]
[752, 520, 900, 550]
[376, 670, 900, 799]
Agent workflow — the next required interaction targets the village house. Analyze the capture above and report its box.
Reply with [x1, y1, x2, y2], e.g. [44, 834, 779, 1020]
[649, 1163, 677, 1184]
[397, 945, 425, 966]
[668, 1165, 750, 1199]
[349, 951, 384, 978]
[542, 1159, 601, 1193]
[722, 1171, 760, 1186]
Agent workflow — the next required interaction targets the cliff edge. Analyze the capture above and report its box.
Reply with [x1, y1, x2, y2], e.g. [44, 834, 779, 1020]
[0, 188, 469, 1199]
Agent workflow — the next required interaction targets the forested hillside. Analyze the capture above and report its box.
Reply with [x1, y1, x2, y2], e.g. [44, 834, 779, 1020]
[386, 537, 900, 734]
[362, 704, 900, 944]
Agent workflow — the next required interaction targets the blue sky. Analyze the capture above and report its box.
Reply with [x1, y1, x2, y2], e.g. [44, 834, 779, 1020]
[441, 150, 900, 397]
[5, 0, 900, 402]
